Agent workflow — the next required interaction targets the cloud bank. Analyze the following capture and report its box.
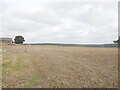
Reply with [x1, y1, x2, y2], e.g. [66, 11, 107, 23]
[0, 1, 118, 44]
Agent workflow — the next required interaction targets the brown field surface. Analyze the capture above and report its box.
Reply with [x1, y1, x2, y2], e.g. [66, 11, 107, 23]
[1, 45, 118, 88]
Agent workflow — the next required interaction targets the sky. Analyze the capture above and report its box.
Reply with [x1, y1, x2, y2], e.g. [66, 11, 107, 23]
[0, 0, 118, 44]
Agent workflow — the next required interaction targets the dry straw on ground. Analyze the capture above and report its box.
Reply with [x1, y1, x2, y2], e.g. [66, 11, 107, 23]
[1, 45, 118, 88]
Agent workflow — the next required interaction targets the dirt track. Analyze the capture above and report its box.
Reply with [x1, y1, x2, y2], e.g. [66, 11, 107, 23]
[2, 45, 118, 88]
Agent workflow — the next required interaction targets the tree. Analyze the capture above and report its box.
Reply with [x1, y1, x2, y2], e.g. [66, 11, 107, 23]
[14, 35, 25, 44]
[113, 36, 120, 45]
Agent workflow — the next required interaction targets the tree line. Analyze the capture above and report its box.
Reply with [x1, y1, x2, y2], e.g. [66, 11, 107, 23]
[13, 35, 120, 45]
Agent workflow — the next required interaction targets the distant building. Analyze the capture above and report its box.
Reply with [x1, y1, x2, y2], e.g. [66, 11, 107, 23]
[0, 38, 13, 44]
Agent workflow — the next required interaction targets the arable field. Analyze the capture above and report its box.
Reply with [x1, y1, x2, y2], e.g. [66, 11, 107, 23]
[1, 45, 118, 88]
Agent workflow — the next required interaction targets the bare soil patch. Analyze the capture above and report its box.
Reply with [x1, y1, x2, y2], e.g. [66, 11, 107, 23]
[2, 45, 118, 88]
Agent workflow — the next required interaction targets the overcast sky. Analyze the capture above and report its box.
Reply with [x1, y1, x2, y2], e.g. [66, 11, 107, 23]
[0, 0, 118, 44]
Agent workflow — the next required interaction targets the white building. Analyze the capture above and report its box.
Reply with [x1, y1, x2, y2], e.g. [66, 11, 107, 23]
[0, 38, 13, 44]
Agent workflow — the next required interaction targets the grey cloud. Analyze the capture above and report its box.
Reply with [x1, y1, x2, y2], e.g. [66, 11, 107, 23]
[0, 1, 118, 44]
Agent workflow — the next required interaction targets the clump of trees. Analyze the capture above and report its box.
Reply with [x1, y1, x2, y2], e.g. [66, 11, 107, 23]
[113, 37, 120, 45]
[14, 35, 25, 44]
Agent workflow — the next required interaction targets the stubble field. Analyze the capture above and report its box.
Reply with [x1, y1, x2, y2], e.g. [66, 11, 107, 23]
[1, 45, 118, 88]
